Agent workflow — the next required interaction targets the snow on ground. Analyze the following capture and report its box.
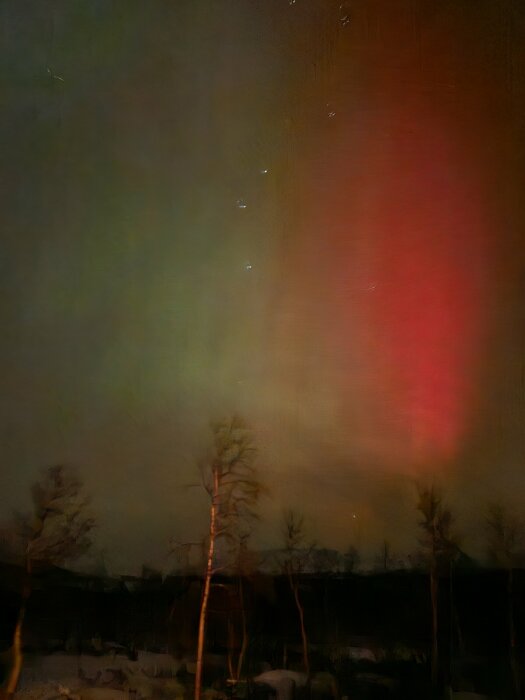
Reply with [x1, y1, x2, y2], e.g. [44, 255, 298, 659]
[16, 654, 187, 700]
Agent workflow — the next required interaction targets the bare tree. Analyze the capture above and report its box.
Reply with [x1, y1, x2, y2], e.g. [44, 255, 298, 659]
[193, 416, 262, 700]
[281, 510, 312, 676]
[374, 540, 394, 572]
[226, 531, 259, 684]
[486, 503, 523, 698]
[343, 544, 360, 573]
[310, 547, 340, 574]
[4, 465, 94, 698]
[416, 485, 457, 688]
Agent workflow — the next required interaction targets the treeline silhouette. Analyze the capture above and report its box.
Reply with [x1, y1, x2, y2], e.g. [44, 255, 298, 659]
[1, 418, 524, 699]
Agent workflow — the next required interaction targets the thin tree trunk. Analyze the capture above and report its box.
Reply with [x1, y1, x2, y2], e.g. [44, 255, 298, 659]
[227, 619, 235, 681]
[449, 562, 453, 690]
[449, 561, 465, 668]
[288, 573, 309, 677]
[226, 578, 248, 685]
[235, 577, 248, 681]
[5, 558, 31, 697]
[5, 606, 25, 697]
[448, 560, 465, 691]
[508, 567, 520, 698]
[194, 468, 219, 700]
[430, 549, 438, 687]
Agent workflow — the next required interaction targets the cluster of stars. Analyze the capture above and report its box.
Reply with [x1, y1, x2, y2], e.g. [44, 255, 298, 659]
[235, 167, 271, 273]
[288, 0, 351, 28]
[236, 3, 352, 273]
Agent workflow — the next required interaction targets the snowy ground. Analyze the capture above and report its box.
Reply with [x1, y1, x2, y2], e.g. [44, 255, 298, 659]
[16, 653, 189, 700]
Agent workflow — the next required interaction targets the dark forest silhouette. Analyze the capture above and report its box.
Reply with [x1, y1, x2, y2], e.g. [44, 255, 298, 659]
[1, 422, 524, 700]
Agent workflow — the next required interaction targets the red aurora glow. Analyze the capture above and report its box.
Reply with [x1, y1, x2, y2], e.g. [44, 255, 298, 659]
[271, 6, 500, 472]
[352, 111, 491, 463]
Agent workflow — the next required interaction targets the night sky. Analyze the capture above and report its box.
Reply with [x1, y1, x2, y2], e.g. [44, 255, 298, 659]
[1, 1, 525, 574]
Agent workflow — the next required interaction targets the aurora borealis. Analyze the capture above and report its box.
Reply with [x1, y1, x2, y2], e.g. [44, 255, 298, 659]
[1, 1, 525, 573]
